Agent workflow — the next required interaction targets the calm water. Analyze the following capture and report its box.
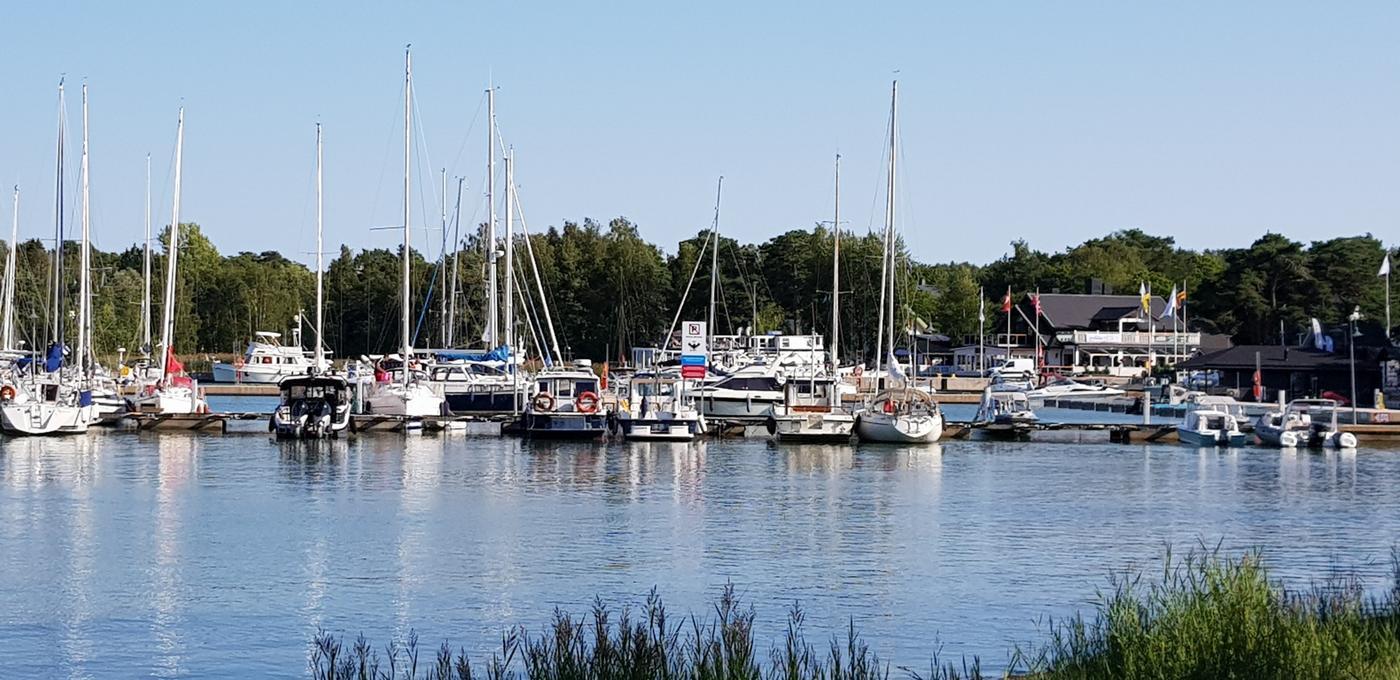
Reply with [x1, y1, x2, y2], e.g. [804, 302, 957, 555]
[1, 430, 1397, 678]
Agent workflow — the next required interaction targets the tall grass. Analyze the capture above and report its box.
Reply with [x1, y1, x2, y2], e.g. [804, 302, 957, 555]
[309, 550, 1400, 680]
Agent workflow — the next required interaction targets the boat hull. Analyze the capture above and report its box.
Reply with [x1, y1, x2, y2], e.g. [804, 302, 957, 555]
[130, 387, 206, 415]
[211, 362, 305, 384]
[617, 416, 702, 442]
[697, 394, 781, 421]
[1177, 428, 1247, 447]
[771, 413, 855, 443]
[0, 402, 95, 435]
[442, 389, 527, 414]
[364, 383, 444, 417]
[855, 412, 943, 444]
[514, 412, 609, 440]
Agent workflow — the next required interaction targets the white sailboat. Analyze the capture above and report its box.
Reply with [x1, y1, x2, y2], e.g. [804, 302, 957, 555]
[131, 107, 208, 415]
[2, 82, 97, 435]
[364, 46, 445, 420]
[856, 81, 944, 444]
[272, 123, 352, 438]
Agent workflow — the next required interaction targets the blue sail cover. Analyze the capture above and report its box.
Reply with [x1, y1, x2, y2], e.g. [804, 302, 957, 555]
[44, 343, 64, 372]
[434, 345, 511, 363]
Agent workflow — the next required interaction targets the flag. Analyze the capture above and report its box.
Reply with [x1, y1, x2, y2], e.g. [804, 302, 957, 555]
[1162, 285, 1178, 319]
[1381, 253, 1391, 277]
[1032, 291, 1042, 317]
[978, 292, 985, 323]
[600, 361, 609, 390]
[1176, 288, 1187, 307]
[1000, 288, 1012, 313]
[1139, 282, 1150, 313]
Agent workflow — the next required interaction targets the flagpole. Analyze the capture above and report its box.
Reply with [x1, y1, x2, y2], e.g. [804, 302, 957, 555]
[978, 286, 985, 374]
[1034, 287, 1041, 373]
[1006, 286, 1012, 369]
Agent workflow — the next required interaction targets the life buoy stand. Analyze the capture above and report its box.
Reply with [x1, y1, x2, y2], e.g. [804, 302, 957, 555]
[533, 392, 556, 412]
[576, 391, 600, 414]
[0, 385, 14, 402]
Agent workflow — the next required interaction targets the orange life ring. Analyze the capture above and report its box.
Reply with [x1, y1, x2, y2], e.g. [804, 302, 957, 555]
[576, 391, 600, 414]
[533, 392, 556, 412]
[0, 385, 14, 402]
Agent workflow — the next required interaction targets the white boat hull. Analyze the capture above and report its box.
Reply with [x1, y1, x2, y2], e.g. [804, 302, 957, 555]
[0, 402, 95, 435]
[855, 411, 944, 443]
[770, 412, 855, 443]
[618, 415, 703, 442]
[697, 394, 781, 421]
[131, 386, 207, 415]
[364, 382, 444, 417]
[1177, 428, 1248, 447]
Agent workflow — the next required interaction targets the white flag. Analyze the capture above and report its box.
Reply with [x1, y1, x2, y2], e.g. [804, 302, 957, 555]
[1381, 253, 1391, 277]
[978, 294, 986, 323]
[1162, 284, 1178, 319]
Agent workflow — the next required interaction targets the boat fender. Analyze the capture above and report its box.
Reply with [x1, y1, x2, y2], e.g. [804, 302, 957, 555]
[576, 391, 600, 414]
[607, 412, 620, 436]
[1278, 431, 1298, 448]
[1336, 432, 1358, 449]
[765, 416, 777, 435]
[533, 393, 555, 412]
[0, 385, 13, 402]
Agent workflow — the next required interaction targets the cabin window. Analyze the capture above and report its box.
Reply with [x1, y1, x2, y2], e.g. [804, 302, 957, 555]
[574, 381, 595, 395]
[262, 357, 273, 364]
[538, 381, 549, 394]
[557, 382, 573, 397]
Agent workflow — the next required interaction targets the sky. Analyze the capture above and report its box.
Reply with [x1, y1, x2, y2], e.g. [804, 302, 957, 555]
[0, 1, 1397, 266]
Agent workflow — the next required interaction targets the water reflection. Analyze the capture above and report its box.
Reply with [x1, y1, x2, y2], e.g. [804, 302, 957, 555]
[0, 434, 1396, 677]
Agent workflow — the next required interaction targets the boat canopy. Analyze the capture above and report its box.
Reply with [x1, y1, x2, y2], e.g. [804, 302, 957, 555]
[434, 345, 511, 363]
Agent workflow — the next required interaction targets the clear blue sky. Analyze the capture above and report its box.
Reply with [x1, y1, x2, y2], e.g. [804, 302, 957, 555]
[1, 1, 1396, 266]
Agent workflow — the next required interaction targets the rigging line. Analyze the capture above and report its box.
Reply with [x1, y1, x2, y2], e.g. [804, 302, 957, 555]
[510, 182, 564, 362]
[366, 78, 406, 247]
[662, 228, 712, 348]
[446, 91, 488, 177]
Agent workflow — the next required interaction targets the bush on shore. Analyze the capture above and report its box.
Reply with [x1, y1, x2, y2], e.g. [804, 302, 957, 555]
[310, 549, 1400, 680]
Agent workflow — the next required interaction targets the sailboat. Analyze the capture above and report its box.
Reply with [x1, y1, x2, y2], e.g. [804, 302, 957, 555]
[1, 81, 98, 435]
[363, 46, 445, 420]
[855, 81, 944, 444]
[272, 123, 351, 438]
[130, 107, 208, 415]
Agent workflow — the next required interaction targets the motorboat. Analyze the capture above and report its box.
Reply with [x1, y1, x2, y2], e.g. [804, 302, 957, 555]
[211, 330, 321, 383]
[1177, 407, 1248, 447]
[1183, 394, 1251, 431]
[855, 387, 944, 444]
[615, 371, 706, 441]
[271, 372, 351, 439]
[512, 360, 610, 439]
[1254, 398, 1357, 449]
[429, 347, 528, 414]
[690, 362, 785, 422]
[767, 375, 855, 443]
[973, 386, 1038, 439]
[1025, 377, 1127, 402]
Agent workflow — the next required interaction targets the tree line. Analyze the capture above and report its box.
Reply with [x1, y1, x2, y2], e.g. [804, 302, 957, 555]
[1, 220, 1393, 363]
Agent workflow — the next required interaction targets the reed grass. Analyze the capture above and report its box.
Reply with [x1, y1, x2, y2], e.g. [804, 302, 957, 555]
[309, 549, 1400, 680]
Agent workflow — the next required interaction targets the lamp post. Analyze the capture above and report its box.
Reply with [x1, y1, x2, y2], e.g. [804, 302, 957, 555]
[1349, 306, 1363, 425]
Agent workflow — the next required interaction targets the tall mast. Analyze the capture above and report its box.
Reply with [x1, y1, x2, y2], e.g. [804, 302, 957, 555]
[314, 122, 325, 370]
[77, 83, 92, 377]
[438, 167, 447, 348]
[401, 46, 413, 389]
[52, 80, 66, 348]
[159, 108, 184, 376]
[447, 178, 463, 347]
[874, 82, 897, 373]
[485, 84, 498, 347]
[830, 153, 840, 368]
[141, 153, 152, 354]
[504, 148, 515, 353]
[708, 176, 723, 336]
[884, 81, 899, 369]
[2, 186, 18, 350]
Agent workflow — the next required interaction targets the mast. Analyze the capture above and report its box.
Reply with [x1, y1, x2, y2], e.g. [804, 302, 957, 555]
[401, 46, 412, 389]
[77, 83, 92, 377]
[52, 80, 66, 349]
[2, 186, 18, 350]
[830, 153, 840, 368]
[159, 108, 184, 377]
[141, 153, 152, 355]
[885, 81, 899, 371]
[874, 82, 896, 375]
[438, 167, 447, 348]
[314, 122, 325, 370]
[708, 176, 723, 336]
[447, 178, 463, 347]
[504, 147, 515, 354]
[485, 84, 498, 347]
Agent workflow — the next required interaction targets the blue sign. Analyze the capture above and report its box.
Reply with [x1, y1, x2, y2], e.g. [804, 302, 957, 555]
[680, 354, 707, 366]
